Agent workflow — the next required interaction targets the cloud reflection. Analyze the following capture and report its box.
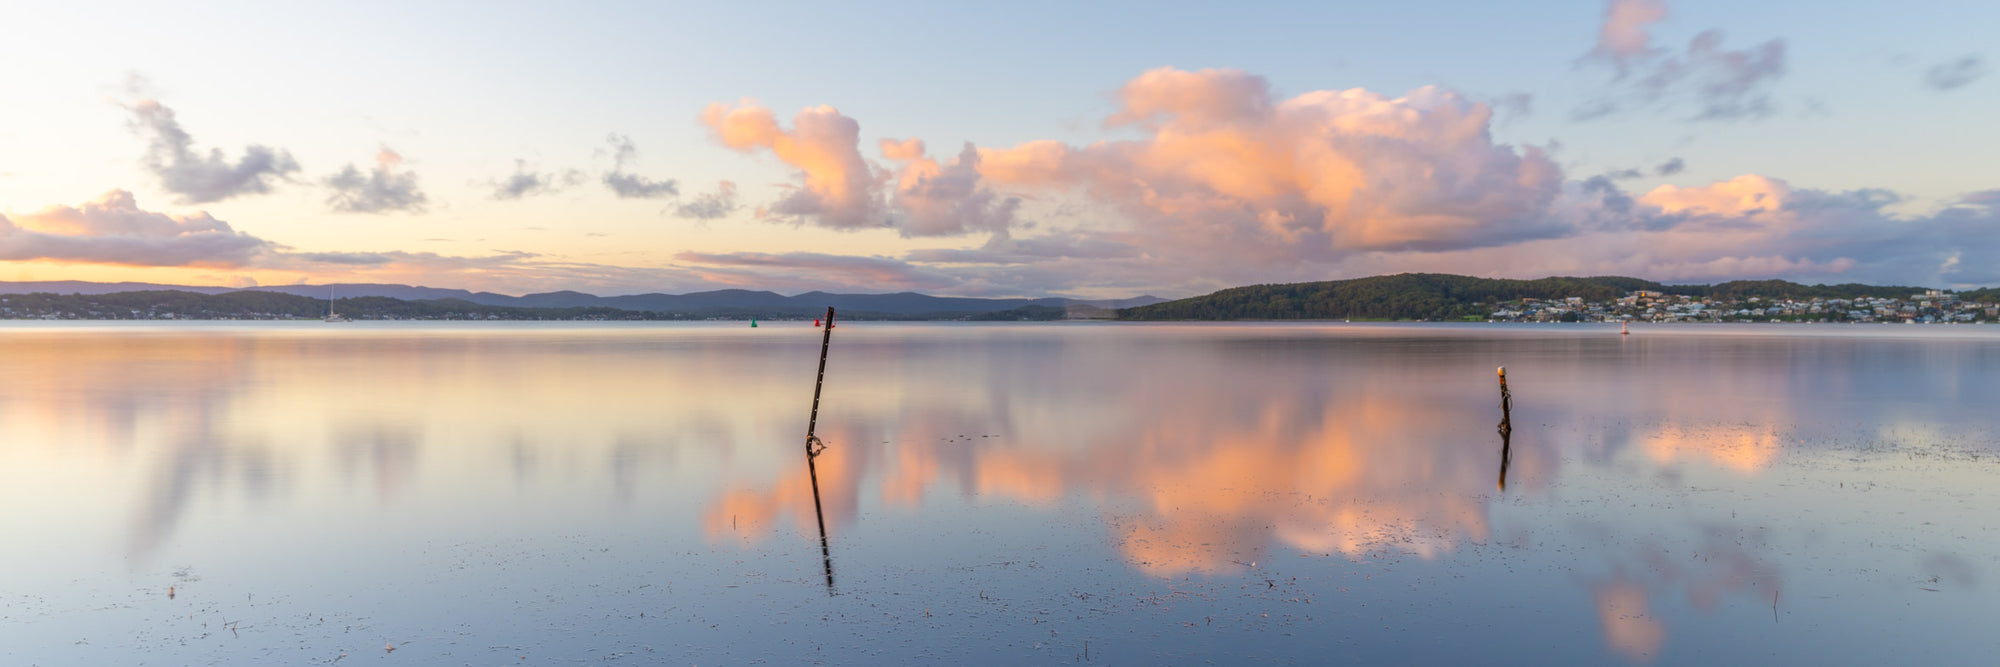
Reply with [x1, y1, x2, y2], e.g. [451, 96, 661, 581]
[700, 332, 1544, 577]
[1586, 525, 1783, 662]
[0, 327, 821, 563]
[3, 322, 1982, 661]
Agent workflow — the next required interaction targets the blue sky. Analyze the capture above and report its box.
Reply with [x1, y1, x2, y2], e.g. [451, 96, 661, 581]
[0, 1, 1995, 297]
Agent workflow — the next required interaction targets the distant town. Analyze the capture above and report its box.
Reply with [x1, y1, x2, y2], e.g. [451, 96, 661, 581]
[1490, 289, 1997, 324]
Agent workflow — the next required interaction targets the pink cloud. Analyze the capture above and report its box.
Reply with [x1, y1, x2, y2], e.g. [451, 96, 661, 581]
[1575, 1, 1787, 121]
[0, 190, 273, 267]
[881, 140, 1020, 237]
[690, 68, 2000, 297]
[700, 101, 886, 229]
[1588, 0, 1668, 70]
[979, 67, 1567, 262]
[700, 102, 1021, 237]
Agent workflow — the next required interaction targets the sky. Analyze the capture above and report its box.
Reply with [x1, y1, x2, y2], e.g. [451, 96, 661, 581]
[1, 0, 1996, 298]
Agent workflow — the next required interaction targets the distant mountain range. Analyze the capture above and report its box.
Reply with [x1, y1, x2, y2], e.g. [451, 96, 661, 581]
[0, 281, 1168, 317]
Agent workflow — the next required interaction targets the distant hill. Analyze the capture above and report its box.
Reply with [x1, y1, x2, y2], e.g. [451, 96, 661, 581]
[0, 280, 1167, 318]
[1117, 273, 1943, 321]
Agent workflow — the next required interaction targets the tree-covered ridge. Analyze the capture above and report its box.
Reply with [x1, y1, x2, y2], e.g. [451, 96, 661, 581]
[1117, 273, 1948, 321]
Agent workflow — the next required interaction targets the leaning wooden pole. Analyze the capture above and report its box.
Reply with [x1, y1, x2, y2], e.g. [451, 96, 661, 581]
[806, 307, 835, 452]
[805, 307, 836, 592]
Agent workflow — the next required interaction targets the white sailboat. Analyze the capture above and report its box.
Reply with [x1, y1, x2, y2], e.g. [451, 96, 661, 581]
[324, 286, 349, 322]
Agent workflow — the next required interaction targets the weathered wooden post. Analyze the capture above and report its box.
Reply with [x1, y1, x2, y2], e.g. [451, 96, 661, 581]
[805, 306, 836, 592]
[805, 306, 836, 456]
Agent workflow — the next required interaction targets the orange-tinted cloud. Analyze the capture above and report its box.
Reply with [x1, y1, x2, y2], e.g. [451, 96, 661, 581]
[1639, 174, 1789, 217]
[674, 67, 1999, 296]
[881, 139, 1020, 237]
[701, 101, 886, 229]
[980, 68, 1567, 256]
[0, 190, 273, 267]
[0, 188, 739, 293]
[699, 102, 1018, 237]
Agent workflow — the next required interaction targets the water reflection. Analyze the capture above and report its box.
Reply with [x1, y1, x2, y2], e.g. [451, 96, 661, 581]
[807, 448, 835, 593]
[4, 323, 1997, 664]
[1587, 524, 1784, 662]
[706, 334, 1534, 575]
[1497, 365, 1514, 492]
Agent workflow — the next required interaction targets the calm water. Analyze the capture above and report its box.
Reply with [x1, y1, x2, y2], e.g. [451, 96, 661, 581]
[2, 321, 1996, 664]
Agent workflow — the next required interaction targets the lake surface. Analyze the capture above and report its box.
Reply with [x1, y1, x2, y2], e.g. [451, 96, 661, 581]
[2, 321, 1996, 665]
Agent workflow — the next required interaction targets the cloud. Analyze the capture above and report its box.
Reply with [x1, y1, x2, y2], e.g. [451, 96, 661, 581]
[601, 134, 679, 199]
[880, 139, 1021, 237]
[701, 101, 886, 229]
[0, 191, 744, 296]
[0, 190, 274, 266]
[1925, 55, 1988, 91]
[262, 249, 730, 296]
[979, 67, 1567, 260]
[1586, 0, 1668, 73]
[674, 181, 741, 219]
[1576, 2, 1787, 121]
[1304, 175, 2000, 288]
[695, 67, 2000, 297]
[122, 99, 301, 204]
[699, 102, 1019, 237]
[1592, 157, 1688, 183]
[675, 250, 957, 292]
[905, 229, 1139, 264]
[490, 160, 582, 200]
[289, 251, 396, 265]
[324, 147, 427, 214]
[1492, 92, 1534, 118]
[929, 70, 2000, 294]
[1960, 189, 2000, 207]
[1655, 31, 1788, 120]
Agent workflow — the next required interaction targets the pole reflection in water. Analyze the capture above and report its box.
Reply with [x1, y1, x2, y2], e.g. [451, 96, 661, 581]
[1496, 366, 1513, 492]
[804, 307, 838, 594]
[808, 447, 835, 593]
